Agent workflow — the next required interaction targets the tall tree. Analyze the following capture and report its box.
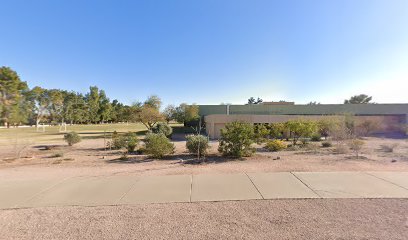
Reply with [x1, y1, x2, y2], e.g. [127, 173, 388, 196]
[344, 94, 373, 104]
[163, 104, 176, 123]
[0, 67, 28, 127]
[29, 86, 50, 128]
[144, 95, 162, 110]
[86, 86, 100, 123]
[98, 90, 112, 123]
[174, 103, 200, 124]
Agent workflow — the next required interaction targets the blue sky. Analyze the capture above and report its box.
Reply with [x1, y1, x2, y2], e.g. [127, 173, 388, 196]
[1, 0, 408, 105]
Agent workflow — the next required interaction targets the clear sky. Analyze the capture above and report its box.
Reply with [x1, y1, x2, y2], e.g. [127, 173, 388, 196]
[1, 0, 408, 105]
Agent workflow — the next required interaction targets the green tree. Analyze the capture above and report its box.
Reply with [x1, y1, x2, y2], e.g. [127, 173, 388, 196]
[0, 67, 29, 127]
[344, 94, 372, 104]
[218, 121, 255, 157]
[174, 103, 200, 125]
[144, 95, 162, 110]
[163, 104, 176, 123]
[98, 90, 112, 123]
[285, 119, 317, 145]
[86, 86, 100, 123]
[138, 106, 164, 130]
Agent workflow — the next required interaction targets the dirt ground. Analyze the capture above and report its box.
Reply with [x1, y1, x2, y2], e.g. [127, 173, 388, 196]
[1, 135, 408, 180]
[0, 199, 407, 240]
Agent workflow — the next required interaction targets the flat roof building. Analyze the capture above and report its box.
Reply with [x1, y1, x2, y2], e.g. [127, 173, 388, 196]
[198, 104, 408, 139]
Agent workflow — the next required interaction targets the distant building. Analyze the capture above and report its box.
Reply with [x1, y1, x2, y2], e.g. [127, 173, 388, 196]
[198, 104, 408, 138]
[260, 101, 295, 105]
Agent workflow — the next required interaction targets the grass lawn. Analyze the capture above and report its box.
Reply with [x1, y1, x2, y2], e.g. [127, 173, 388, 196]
[0, 123, 184, 146]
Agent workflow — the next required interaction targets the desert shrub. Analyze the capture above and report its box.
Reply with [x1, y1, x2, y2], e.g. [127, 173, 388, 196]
[50, 152, 64, 158]
[300, 138, 310, 145]
[305, 143, 319, 153]
[186, 134, 210, 157]
[380, 144, 398, 153]
[285, 119, 317, 145]
[317, 118, 339, 139]
[144, 133, 175, 158]
[218, 121, 255, 157]
[356, 119, 381, 136]
[265, 140, 287, 152]
[64, 132, 81, 146]
[310, 134, 322, 142]
[254, 124, 269, 143]
[122, 132, 139, 152]
[344, 113, 355, 131]
[321, 141, 332, 147]
[348, 139, 365, 158]
[334, 143, 349, 154]
[286, 144, 301, 151]
[268, 122, 285, 139]
[111, 132, 139, 152]
[152, 122, 173, 138]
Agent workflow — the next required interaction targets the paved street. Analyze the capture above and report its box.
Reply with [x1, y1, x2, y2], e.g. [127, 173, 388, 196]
[1, 172, 408, 209]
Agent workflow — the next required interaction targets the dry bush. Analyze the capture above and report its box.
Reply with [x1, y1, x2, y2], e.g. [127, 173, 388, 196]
[334, 142, 349, 154]
[379, 144, 398, 153]
[304, 143, 320, 153]
[348, 139, 365, 158]
[355, 119, 381, 137]
[12, 138, 32, 160]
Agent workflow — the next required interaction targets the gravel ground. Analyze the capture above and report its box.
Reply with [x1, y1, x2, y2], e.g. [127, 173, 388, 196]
[1, 199, 407, 240]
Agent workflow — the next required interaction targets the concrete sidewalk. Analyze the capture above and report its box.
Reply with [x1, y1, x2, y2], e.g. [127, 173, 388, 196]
[1, 172, 408, 209]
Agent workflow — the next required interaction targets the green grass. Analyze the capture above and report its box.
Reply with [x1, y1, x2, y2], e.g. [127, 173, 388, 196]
[0, 123, 183, 146]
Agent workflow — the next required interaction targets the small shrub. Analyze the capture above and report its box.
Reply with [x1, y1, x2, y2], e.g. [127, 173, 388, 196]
[50, 152, 64, 158]
[380, 144, 398, 153]
[111, 132, 139, 152]
[136, 146, 146, 155]
[286, 144, 301, 151]
[145, 133, 175, 158]
[186, 134, 209, 157]
[348, 139, 365, 158]
[310, 134, 322, 142]
[265, 140, 287, 152]
[64, 132, 81, 146]
[334, 143, 349, 154]
[218, 121, 255, 157]
[321, 141, 332, 148]
[254, 124, 269, 143]
[305, 143, 319, 153]
[152, 122, 173, 138]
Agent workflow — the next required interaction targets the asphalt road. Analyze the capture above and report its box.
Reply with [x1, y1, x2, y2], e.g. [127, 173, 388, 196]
[1, 199, 407, 239]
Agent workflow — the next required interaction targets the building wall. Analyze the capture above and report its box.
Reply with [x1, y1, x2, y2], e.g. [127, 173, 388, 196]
[205, 114, 406, 139]
[199, 104, 408, 116]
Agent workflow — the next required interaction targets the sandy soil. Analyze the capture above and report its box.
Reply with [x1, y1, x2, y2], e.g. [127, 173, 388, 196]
[0, 199, 407, 239]
[1, 136, 408, 180]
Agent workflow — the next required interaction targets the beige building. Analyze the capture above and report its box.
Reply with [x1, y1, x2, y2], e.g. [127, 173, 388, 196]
[199, 104, 408, 139]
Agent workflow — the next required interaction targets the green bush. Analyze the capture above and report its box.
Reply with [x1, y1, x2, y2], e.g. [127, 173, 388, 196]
[285, 120, 317, 145]
[186, 134, 209, 157]
[111, 132, 139, 152]
[144, 133, 175, 158]
[321, 141, 332, 147]
[254, 124, 269, 143]
[265, 140, 287, 152]
[218, 121, 255, 157]
[310, 134, 322, 142]
[123, 132, 139, 152]
[63, 132, 81, 146]
[151, 122, 173, 138]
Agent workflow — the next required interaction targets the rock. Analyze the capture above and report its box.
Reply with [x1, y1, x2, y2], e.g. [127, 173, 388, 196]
[391, 159, 397, 163]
